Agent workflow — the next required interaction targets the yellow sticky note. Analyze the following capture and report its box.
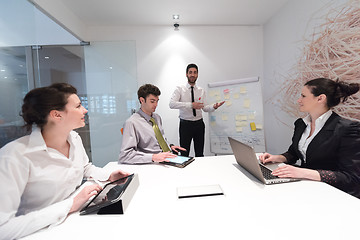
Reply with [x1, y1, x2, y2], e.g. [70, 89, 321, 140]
[210, 121, 216, 127]
[256, 124, 263, 129]
[224, 93, 230, 100]
[216, 96, 221, 101]
[240, 87, 247, 94]
[248, 113, 255, 120]
[250, 122, 256, 131]
[226, 101, 232, 107]
[243, 99, 251, 108]
[236, 127, 243, 132]
[233, 93, 240, 99]
[222, 114, 228, 121]
[240, 121, 248, 127]
[235, 121, 242, 127]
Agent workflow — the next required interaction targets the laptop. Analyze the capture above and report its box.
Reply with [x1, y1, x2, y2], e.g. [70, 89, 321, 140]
[228, 137, 299, 184]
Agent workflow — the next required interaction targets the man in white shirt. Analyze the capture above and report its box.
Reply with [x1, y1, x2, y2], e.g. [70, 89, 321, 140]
[169, 64, 224, 157]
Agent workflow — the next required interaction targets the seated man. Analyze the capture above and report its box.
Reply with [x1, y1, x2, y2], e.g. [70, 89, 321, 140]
[119, 84, 185, 164]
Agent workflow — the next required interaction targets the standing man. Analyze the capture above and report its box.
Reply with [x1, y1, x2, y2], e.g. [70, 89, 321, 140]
[169, 63, 225, 157]
[119, 84, 185, 164]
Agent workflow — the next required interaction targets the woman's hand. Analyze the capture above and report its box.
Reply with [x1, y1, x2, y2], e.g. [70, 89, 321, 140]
[69, 184, 102, 213]
[271, 164, 321, 180]
[108, 169, 130, 182]
[259, 153, 287, 164]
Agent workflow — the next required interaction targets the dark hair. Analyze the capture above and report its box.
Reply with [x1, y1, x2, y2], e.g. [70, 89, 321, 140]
[305, 78, 359, 108]
[137, 84, 161, 103]
[21, 83, 77, 131]
[186, 63, 198, 74]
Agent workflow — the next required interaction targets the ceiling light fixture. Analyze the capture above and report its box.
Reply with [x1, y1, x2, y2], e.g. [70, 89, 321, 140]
[173, 14, 180, 31]
[174, 23, 180, 31]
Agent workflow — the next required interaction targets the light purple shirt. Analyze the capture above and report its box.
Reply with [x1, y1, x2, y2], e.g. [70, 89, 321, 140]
[119, 109, 170, 164]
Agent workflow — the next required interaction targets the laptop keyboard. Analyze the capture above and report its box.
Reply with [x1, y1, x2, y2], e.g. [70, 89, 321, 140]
[259, 164, 278, 180]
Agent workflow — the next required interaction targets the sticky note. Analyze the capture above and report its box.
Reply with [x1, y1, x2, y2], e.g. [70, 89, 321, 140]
[240, 122, 248, 127]
[248, 113, 255, 120]
[235, 114, 247, 121]
[256, 124, 263, 129]
[226, 101, 232, 107]
[250, 122, 256, 131]
[236, 127, 243, 132]
[222, 114, 228, 121]
[233, 93, 240, 99]
[243, 99, 251, 108]
[240, 87, 247, 94]
[224, 93, 230, 100]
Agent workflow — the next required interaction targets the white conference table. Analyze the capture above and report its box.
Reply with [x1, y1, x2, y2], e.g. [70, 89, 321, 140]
[24, 155, 359, 240]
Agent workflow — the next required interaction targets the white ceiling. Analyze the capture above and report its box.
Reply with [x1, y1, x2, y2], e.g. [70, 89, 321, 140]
[52, 0, 289, 27]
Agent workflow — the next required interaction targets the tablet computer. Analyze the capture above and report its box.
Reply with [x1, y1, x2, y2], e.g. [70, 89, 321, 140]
[80, 174, 135, 215]
[160, 155, 194, 168]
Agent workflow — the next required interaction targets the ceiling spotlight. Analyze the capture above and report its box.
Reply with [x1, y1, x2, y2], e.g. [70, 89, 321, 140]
[173, 14, 180, 20]
[174, 23, 180, 31]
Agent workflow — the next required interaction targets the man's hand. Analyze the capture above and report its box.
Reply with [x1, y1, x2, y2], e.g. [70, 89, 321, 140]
[170, 145, 186, 153]
[213, 101, 225, 109]
[192, 102, 204, 109]
[152, 152, 177, 162]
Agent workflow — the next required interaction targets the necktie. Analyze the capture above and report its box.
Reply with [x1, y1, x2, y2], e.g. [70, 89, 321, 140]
[191, 86, 196, 117]
[149, 117, 170, 152]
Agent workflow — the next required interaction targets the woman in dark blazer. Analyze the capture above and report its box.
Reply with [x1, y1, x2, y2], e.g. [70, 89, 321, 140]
[260, 78, 360, 198]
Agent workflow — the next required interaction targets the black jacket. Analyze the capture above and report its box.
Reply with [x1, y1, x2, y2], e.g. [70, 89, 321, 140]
[282, 112, 360, 198]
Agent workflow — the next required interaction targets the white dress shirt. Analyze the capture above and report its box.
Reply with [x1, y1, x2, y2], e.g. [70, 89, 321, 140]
[119, 109, 170, 164]
[298, 110, 333, 162]
[169, 83, 215, 121]
[0, 127, 111, 240]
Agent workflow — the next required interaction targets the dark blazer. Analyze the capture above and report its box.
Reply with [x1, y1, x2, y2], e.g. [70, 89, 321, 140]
[282, 112, 360, 198]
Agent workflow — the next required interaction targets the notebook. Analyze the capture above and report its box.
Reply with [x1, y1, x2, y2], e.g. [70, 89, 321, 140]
[228, 137, 299, 184]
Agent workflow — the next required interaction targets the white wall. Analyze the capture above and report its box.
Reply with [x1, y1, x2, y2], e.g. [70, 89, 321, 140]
[86, 26, 263, 156]
[263, 0, 349, 154]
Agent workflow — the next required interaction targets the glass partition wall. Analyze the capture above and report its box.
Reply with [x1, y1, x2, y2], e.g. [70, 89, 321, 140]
[0, 47, 29, 147]
[0, 1, 138, 167]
